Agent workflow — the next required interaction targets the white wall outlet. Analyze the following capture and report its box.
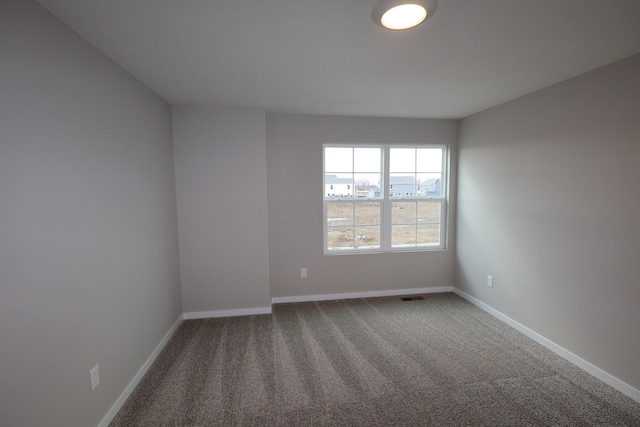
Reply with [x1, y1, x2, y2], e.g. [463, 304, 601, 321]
[301, 268, 307, 278]
[90, 365, 100, 391]
[487, 275, 494, 288]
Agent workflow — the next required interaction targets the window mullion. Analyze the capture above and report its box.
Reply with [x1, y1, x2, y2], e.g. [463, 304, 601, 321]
[352, 201, 356, 249]
[382, 146, 392, 250]
[414, 200, 418, 247]
[351, 148, 355, 248]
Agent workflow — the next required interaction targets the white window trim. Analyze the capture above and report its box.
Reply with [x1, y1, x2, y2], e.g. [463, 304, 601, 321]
[323, 144, 448, 255]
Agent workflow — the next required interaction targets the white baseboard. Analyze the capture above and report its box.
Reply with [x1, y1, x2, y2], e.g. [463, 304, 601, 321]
[271, 286, 453, 304]
[97, 314, 184, 427]
[453, 288, 640, 404]
[183, 306, 272, 320]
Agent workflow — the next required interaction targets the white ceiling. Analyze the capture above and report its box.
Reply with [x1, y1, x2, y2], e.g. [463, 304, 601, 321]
[36, 0, 640, 119]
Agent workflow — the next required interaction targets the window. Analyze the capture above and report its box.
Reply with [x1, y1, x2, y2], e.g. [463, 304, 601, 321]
[323, 145, 447, 254]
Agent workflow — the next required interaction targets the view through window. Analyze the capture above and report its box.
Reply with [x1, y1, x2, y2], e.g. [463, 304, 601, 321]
[323, 145, 446, 253]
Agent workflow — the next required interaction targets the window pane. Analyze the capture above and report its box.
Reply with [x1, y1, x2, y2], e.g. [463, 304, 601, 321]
[392, 201, 416, 224]
[325, 147, 353, 172]
[389, 174, 417, 198]
[392, 225, 416, 246]
[390, 148, 415, 172]
[355, 201, 381, 225]
[354, 148, 381, 172]
[417, 173, 442, 197]
[417, 200, 441, 223]
[327, 227, 354, 250]
[354, 173, 381, 198]
[355, 226, 380, 248]
[325, 174, 353, 198]
[327, 202, 353, 226]
[417, 148, 442, 172]
[417, 224, 440, 245]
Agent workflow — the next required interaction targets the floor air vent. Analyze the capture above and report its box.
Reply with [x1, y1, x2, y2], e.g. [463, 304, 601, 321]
[401, 296, 424, 301]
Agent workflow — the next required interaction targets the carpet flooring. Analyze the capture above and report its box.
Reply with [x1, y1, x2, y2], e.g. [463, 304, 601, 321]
[110, 293, 640, 426]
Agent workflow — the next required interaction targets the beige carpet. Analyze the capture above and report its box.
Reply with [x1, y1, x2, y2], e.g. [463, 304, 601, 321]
[110, 293, 640, 426]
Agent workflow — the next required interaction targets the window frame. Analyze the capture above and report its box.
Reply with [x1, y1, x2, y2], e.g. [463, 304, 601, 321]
[323, 144, 448, 255]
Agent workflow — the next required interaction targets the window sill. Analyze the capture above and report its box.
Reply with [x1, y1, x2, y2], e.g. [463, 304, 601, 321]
[324, 246, 446, 256]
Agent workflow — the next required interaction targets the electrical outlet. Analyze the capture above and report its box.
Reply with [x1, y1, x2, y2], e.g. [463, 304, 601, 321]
[301, 268, 307, 278]
[90, 365, 100, 391]
[487, 275, 494, 288]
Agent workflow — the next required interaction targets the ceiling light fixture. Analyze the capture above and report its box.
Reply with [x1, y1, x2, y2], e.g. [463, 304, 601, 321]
[372, 0, 436, 30]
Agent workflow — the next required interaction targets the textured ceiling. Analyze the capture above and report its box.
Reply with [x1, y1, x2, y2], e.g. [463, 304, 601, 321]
[36, 0, 640, 119]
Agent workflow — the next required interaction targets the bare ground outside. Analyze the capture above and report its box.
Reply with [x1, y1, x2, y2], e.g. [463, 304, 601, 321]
[326, 200, 441, 249]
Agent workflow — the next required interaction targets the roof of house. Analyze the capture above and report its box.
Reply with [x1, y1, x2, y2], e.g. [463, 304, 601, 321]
[420, 178, 441, 186]
[388, 176, 416, 185]
[325, 175, 352, 184]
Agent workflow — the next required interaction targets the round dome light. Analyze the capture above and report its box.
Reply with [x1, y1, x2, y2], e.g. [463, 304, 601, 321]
[372, 0, 437, 31]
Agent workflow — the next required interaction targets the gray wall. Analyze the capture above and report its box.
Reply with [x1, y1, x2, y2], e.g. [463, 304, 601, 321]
[173, 107, 271, 313]
[267, 114, 458, 298]
[0, 1, 182, 426]
[457, 54, 640, 391]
